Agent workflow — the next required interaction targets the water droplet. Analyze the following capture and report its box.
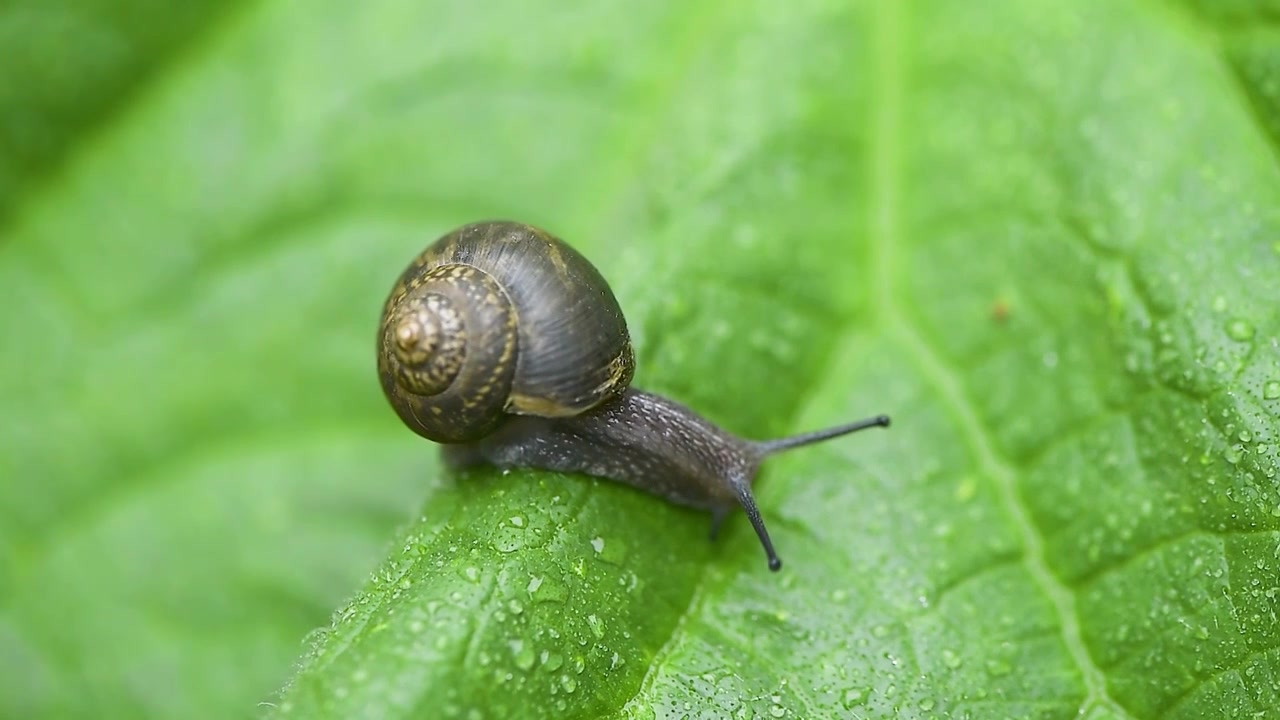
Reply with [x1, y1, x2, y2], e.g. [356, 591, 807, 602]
[986, 659, 1012, 677]
[511, 640, 535, 671]
[1239, 430, 1253, 443]
[1226, 445, 1243, 465]
[842, 688, 869, 708]
[541, 651, 564, 672]
[1264, 381, 1280, 400]
[460, 566, 480, 583]
[919, 698, 936, 711]
[629, 706, 657, 720]
[1212, 295, 1228, 313]
[591, 537, 605, 554]
[768, 705, 786, 718]
[587, 614, 606, 639]
[509, 515, 525, 527]
[560, 674, 578, 693]
[942, 649, 962, 668]
[301, 627, 330, 648]
[1227, 319, 1255, 342]
[492, 525, 525, 553]
[508, 599, 524, 615]
[532, 576, 566, 604]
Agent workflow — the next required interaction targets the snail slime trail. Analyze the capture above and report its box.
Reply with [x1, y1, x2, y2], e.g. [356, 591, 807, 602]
[377, 221, 891, 572]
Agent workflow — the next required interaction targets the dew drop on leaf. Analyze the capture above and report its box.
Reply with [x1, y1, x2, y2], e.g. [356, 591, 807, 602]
[1264, 381, 1280, 400]
[1226, 318, 1255, 342]
[841, 688, 868, 708]
[532, 576, 566, 604]
[985, 660, 1012, 677]
[1225, 445, 1243, 465]
[492, 526, 525, 553]
[301, 627, 329, 648]
[587, 614, 606, 639]
[627, 706, 657, 720]
[541, 651, 563, 672]
[511, 640, 535, 672]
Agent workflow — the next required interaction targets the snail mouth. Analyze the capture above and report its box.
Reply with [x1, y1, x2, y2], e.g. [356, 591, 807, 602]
[389, 293, 466, 396]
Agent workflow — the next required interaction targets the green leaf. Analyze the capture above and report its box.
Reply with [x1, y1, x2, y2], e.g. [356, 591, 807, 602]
[3, 0, 1279, 719]
[0, 0, 242, 220]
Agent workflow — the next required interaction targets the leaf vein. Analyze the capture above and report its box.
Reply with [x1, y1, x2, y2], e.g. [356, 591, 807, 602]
[869, 1, 1131, 716]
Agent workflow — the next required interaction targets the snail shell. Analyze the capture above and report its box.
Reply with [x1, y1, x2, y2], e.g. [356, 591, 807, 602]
[377, 221, 635, 443]
[376, 220, 891, 572]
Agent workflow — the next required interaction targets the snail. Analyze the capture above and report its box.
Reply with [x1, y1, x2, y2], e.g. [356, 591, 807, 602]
[377, 221, 890, 571]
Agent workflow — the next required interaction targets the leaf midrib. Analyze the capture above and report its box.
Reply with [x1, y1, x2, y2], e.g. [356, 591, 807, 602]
[869, 1, 1127, 717]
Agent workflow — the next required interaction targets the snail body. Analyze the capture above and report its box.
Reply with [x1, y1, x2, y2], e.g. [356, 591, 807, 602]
[378, 221, 889, 571]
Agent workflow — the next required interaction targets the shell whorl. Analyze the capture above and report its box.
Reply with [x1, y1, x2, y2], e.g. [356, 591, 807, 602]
[386, 290, 466, 396]
[379, 263, 518, 443]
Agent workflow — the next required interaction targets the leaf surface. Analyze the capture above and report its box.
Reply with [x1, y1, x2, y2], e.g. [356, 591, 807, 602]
[2, 1, 1279, 719]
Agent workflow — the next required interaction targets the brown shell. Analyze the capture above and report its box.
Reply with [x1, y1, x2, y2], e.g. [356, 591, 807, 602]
[377, 221, 636, 443]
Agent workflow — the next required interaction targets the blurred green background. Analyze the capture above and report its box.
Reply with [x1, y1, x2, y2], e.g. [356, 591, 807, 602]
[2, 0, 1280, 718]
